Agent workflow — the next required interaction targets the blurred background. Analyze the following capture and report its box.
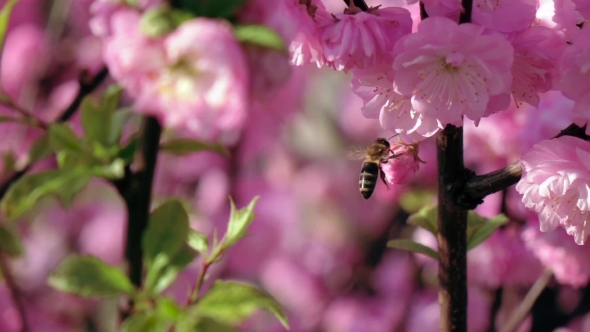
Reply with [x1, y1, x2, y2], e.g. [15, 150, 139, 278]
[1, 1, 590, 332]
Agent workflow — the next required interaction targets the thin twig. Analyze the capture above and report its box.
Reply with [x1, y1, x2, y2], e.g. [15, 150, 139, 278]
[500, 269, 553, 332]
[0, 254, 29, 332]
[188, 261, 212, 304]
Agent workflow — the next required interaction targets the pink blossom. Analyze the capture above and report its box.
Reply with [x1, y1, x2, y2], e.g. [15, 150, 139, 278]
[516, 136, 590, 245]
[319, 5, 412, 72]
[102, 9, 166, 98]
[351, 65, 443, 141]
[89, 0, 162, 37]
[103, 14, 249, 139]
[380, 140, 422, 185]
[557, 28, 590, 119]
[523, 216, 590, 287]
[472, 0, 537, 33]
[508, 26, 564, 108]
[553, 0, 584, 41]
[392, 17, 514, 125]
[286, 0, 331, 66]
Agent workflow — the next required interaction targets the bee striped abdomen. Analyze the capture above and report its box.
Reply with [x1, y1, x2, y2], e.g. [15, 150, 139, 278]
[359, 162, 379, 199]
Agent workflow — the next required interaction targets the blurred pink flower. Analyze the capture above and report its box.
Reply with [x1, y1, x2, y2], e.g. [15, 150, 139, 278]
[516, 136, 590, 245]
[523, 217, 590, 287]
[319, 5, 412, 72]
[89, 0, 162, 37]
[552, 0, 584, 42]
[104, 13, 249, 139]
[1, 24, 50, 100]
[520, 91, 573, 151]
[136, 19, 249, 138]
[557, 28, 590, 123]
[392, 17, 514, 125]
[472, 0, 537, 33]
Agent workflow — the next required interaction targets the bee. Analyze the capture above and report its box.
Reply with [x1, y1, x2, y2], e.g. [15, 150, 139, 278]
[350, 136, 400, 200]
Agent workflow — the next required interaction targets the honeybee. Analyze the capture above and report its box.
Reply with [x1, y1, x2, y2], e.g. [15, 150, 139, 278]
[350, 136, 400, 200]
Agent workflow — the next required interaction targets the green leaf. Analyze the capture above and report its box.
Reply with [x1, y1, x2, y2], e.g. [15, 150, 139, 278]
[48, 123, 86, 153]
[121, 314, 169, 332]
[156, 296, 182, 321]
[211, 197, 258, 260]
[1, 168, 92, 220]
[146, 244, 198, 294]
[27, 134, 52, 164]
[0, 224, 22, 257]
[192, 318, 238, 332]
[195, 280, 289, 329]
[234, 25, 286, 52]
[188, 229, 208, 256]
[81, 85, 122, 147]
[399, 188, 437, 214]
[0, 0, 20, 51]
[178, 0, 245, 19]
[142, 199, 190, 265]
[160, 138, 228, 157]
[406, 205, 438, 235]
[48, 255, 135, 297]
[387, 239, 439, 260]
[2, 151, 16, 177]
[118, 137, 139, 164]
[109, 107, 133, 147]
[467, 214, 509, 250]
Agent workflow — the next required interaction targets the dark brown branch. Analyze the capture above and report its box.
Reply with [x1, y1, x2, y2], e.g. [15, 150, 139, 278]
[459, 0, 473, 24]
[121, 117, 162, 287]
[342, 0, 369, 11]
[0, 254, 29, 332]
[436, 124, 468, 332]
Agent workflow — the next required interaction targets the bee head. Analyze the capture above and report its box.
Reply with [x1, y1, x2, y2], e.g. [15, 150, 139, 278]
[375, 137, 390, 148]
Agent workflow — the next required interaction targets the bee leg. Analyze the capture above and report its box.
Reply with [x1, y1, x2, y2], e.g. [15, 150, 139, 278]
[383, 153, 402, 163]
[379, 167, 389, 188]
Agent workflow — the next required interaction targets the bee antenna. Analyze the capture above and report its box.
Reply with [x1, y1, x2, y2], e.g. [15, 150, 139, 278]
[387, 133, 400, 141]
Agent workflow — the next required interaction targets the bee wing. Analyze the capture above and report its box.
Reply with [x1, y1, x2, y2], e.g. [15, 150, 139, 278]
[346, 146, 367, 160]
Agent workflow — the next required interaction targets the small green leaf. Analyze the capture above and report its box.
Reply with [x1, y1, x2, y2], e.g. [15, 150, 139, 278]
[28, 134, 52, 164]
[2, 151, 16, 176]
[160, 138, 228, 157]
[178, 0, 245, 19]
[192, 318, 238, 332]
[0, 224, 22, 257]
[146, 244, 198, 294]
[399, 189, 437, 214]
[212, 197, 259, 259]
[156, 296, 182, 321]
[234, 25, 286, 52]
[0, 0, 20, 51]
[195, 280, 289, 329]
[118, 137, 139, 164]
[81, 85, 122, 147]
[467, 214, 509, 250]
[91, 159, 125, 180]
[387, 239, 439, 260]
[1, 168, 92, 220]
[121, 314, 169, 332]
[48, 123, 86, 153]
[188, 229, 208, 256]
[142, 199, 190, 265]
[109, 107, 133, 147]
[48, 255, 135, 297]
[406, 205, 438, 235]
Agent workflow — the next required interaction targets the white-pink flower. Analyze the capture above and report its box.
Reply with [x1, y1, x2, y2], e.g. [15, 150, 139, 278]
[286, 0, 331, 67]
[472, 0, 537, 33]
[516, 136, 590, 245]
[89, 0, 162, 37]
[392, 17, 514, 125]
[350, 65, 443, 141]
[319, 5, 412, 72]
[508, 26, 564, 108]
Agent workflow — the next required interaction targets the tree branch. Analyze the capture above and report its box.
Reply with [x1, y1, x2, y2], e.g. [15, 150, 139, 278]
[436, 124, 468, 332]
[120, 117, 162, 287]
